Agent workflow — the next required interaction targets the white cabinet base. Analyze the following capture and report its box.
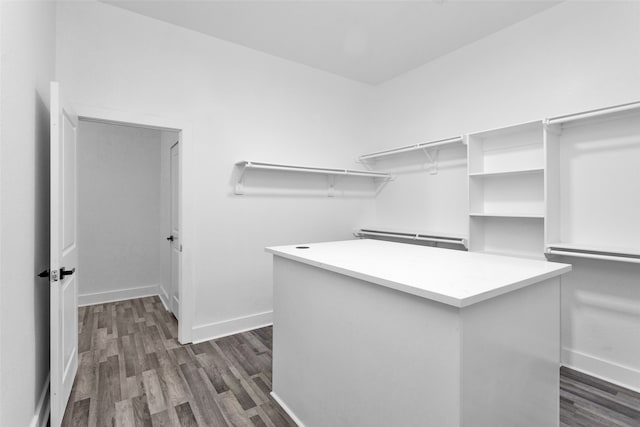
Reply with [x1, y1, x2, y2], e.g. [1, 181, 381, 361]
[272, 256, 560, 427]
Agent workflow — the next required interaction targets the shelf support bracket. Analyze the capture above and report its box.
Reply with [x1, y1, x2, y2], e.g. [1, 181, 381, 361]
[235, 165, 247, 195]
[421, 147, 439, 174]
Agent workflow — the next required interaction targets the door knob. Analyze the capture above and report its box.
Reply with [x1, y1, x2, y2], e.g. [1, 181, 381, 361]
[166, 235, 175, 242]
[60, 267, 75, 277]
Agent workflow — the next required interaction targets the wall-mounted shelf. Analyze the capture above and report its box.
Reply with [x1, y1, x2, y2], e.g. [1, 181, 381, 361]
[468, 167, 544, 178]
[469, 212, 544, 218]
[546, 100, 640, 127]
[545, 243, 640, 264]
[358, 136, 464, 174]
[355, 227, 467, 248]
[234, 161, 392, 196]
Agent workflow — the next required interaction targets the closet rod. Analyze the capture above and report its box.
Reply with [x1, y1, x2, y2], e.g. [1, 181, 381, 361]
[546, 248, 640, 264]
[356, 229, 467, 247]
[547, 100, 640, 125]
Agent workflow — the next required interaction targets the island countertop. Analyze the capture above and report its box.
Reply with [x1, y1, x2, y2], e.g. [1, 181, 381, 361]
[266, 239, 571, 307]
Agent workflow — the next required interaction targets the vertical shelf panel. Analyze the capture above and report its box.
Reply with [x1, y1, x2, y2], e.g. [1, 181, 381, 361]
[468, 121, 546, 258]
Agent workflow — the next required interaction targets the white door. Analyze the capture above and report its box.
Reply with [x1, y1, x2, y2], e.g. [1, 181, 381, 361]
[50, 82, 79, 427]
[169, 141, 180, 316]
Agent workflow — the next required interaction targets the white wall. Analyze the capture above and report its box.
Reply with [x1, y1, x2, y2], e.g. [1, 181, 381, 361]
[0, 1, 56, 426]
[560, 257, 640, 392]
[56, 0, 375, 340]
[368, 1, 640, 390]
[78, 120, 163, 305]
[56, 0, 640, 389]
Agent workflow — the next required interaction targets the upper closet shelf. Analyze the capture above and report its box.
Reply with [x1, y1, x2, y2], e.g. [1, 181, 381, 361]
[236, 161, 391, 178]
[358, 136, 464, 175]
[234, 161, 392, 196]
[358, 136, 464, 162]
[546, 100, 640, 128]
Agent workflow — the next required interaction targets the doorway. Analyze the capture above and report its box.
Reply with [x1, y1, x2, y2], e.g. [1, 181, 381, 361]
[167, 140, 180, 317]
[77, 118, 183, 331]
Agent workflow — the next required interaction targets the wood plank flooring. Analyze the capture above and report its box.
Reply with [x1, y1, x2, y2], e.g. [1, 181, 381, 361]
[62, 296, 640, 427]
[561, 366, 640, 427]
[61, 296, 296, 427]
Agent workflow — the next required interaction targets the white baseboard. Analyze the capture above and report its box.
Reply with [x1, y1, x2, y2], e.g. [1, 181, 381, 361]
[158, 286, 170, 311]
[270, 392, 306, 427]
[29, 375, 50, 427]
[562, 348, 640, 393]
[78, 284, 160, 306]
[192, 311, 273, 343]
[172, 295, 180, 318]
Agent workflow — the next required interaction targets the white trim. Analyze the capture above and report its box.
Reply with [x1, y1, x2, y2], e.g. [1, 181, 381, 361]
[270, 392, 306, 427]
[78, 284, 160, 306]
[192, 311, 273, 343]
[562, 348, 640, 393]
[0, 3, 3, 424]
[73, 104, 194, 343]
[172, 295, 180, 318]
[158, 286, 170, 312]
[29, 375, 50, 427]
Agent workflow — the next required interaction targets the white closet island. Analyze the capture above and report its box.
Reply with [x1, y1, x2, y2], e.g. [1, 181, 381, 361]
[266, 239, 571, 427]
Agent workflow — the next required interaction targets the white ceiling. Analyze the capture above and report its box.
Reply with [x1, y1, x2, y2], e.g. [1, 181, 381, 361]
[102, 0, 561, 85]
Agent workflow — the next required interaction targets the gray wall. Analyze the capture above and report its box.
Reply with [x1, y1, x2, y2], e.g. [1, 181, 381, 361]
[78, 121, 162, 302]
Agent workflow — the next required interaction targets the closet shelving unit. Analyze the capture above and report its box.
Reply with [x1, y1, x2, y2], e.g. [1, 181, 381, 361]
[467, 121, 546, 259]
[234, 161, 392, 196]
[544, 101, 640, 264]
[358, 136, 464, 174]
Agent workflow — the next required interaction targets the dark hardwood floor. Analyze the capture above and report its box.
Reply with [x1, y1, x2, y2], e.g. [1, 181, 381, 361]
[561, 367, 640, 427]
[61, 296, 295, 427]
[62, 296, 640, 427]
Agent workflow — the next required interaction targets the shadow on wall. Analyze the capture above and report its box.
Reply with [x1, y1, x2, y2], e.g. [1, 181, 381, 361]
[34, 91, 51, 403]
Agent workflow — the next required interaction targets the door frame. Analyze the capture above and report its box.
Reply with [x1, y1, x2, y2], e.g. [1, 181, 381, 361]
[74, 104, 194, 344]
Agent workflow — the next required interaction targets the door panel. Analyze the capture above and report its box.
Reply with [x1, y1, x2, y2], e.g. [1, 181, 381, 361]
[170, 141, 180, 315]
[62, 277, 77, 373]
[62, 116, 77, 255]
[50, 82, 79, 427]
